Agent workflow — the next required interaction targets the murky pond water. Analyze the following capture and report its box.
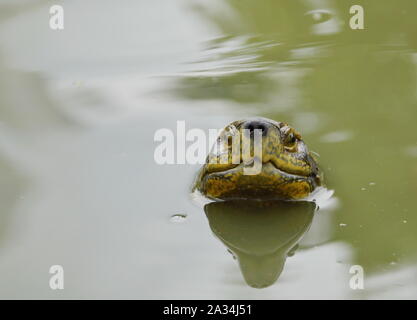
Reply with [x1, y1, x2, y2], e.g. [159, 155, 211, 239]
[0, 0, 416, 299]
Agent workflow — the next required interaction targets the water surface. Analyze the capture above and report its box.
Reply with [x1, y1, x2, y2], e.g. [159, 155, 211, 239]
[0, 0, 416, 299]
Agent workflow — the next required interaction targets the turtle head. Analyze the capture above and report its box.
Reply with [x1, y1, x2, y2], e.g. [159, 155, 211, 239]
[194, 117, 321, 200]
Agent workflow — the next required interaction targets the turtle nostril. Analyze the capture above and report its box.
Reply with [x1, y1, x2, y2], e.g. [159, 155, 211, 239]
[243, 120, 269, 136]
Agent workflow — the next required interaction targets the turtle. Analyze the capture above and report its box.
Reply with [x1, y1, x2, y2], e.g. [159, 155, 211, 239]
[193, 117, 322, 201]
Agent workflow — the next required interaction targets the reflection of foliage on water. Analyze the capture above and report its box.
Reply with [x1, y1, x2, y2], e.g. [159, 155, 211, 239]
[173, 0, 417, 104]
[304, 44, 417, 271]
[171, 0, 318, 104]
[175, 0, 417, 273]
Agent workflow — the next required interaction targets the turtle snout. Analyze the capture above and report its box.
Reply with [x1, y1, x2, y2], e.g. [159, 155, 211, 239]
[241, 119, 271, 137]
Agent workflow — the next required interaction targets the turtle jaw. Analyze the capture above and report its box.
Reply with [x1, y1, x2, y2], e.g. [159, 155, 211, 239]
[198, 161, 317, 201]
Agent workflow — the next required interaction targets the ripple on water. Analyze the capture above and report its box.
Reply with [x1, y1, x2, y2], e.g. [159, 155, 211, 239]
[305, 9, 333, 24]
[170, 214, 187, 223]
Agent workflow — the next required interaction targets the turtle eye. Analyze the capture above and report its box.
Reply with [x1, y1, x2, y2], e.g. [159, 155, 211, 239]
[284, 132, 298, 151]
[285, 132, 296, 144]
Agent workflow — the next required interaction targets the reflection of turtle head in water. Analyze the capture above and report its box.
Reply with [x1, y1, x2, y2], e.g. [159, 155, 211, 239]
[205, 200, 315, 288]
[194, 118, 321, 288]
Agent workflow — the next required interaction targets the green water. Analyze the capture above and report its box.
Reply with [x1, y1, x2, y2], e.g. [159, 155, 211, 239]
[0, 0, 416, 299]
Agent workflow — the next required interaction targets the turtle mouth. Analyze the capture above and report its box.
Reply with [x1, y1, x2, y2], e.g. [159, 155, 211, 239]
[262, 156, 312, 178]
[203, 159, 312, 181]
[199, 160, 317, 201]
[202, 154, 314, 181]
[265, 159, 312, 179]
